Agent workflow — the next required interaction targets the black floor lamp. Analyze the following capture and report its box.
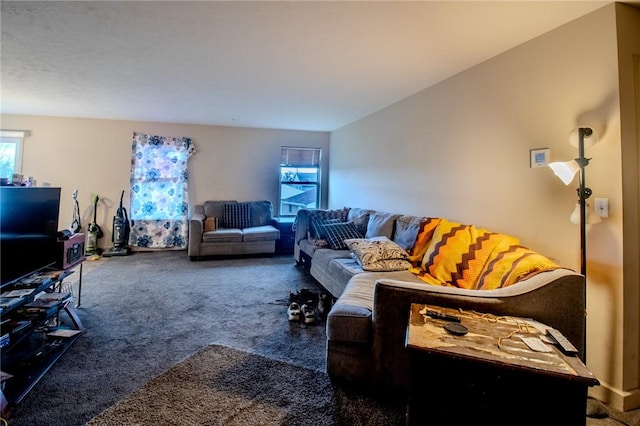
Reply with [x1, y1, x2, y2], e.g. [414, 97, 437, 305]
[548, 126, 606, 418]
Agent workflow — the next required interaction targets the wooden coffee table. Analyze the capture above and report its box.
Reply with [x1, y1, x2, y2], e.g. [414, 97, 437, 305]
[405, 303, 599, 425]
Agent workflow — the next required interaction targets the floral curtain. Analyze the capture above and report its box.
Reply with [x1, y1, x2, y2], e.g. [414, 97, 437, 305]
[129, 132, 196, 249]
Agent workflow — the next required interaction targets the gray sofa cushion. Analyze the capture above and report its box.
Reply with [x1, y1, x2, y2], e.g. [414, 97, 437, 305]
[393, 215, 427, 250]
[325, 258, 364, 289]
[309, 249, 355, 297]
[298, 238, 328, 258]
[203, 228, 242, 242]
[243, 225, 280, 242]
[327, 270, 420, 344]
[249, 200, 273, 227]
[347, 208, 375, 236]
[203, 200, 237, 218]
[365, 212, 400, 239]
[331, 258, 364, 275]
[310, 248, 352, 270]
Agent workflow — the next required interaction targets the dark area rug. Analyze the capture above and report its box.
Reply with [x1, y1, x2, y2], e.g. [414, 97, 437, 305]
[86, 344, 404, 425]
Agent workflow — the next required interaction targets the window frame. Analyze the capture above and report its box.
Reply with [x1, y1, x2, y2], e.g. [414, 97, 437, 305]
[0, 130, 28, 183]
[278, 147, 321, 217]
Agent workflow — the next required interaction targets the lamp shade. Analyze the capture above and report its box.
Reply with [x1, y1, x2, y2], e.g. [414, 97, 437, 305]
[569, 202, 602, 225]
[549, 160, 581, 185]
[569, 126, 598, 149]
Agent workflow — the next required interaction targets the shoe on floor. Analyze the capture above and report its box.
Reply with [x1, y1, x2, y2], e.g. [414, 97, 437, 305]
[290, 289, 319, 309]
[318, 293, 332, 315]
[299, 289, 319, 305]
[289, 292, 300, 304]
[301, 304, 316, 324]
[287, 302, 301, 321]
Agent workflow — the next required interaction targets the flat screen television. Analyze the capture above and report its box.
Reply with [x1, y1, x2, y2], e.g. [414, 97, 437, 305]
[0, 186, 61, 288]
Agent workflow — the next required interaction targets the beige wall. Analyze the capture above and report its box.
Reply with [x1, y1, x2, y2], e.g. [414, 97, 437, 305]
[0, 115, 330, 245]
[330, 4, 639, 411]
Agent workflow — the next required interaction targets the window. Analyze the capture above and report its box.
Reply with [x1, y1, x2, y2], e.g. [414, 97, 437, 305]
[128, 132, 196, 249]
[0, 130, 28, 183]
[279, 147, 321, 217]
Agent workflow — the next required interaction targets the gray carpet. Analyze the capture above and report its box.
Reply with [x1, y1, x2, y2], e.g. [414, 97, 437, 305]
[5, 250, 639, 425]
[86, 343, 403, 426]
[7, 251, 404, 425]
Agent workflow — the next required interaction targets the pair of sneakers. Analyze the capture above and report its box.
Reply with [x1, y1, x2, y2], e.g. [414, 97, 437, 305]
[287, 301, 315, 324]
[287, 289, 321, 324]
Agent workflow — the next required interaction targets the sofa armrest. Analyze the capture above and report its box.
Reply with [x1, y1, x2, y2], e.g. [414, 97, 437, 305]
[293, 208, 317, 262]
[188, 210, 205, 257]
[294, 209, 314, 244]
[371, 269, 585, 390]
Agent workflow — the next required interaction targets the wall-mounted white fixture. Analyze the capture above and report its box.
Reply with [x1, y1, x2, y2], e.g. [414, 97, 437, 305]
[530, 148, 550, 168]
[570, 201, 601, 225]
[594, 197, 609, 218]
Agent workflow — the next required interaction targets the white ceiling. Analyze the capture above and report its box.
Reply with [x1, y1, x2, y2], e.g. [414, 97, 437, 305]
[1, 1, 613, 132]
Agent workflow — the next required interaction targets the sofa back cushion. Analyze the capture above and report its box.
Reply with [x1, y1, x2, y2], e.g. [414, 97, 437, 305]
[347, 208, 375, 236]
[365, 212, 400, 239]
[204, 200, 237, 219]
[249, 200, 273, 227]
[393, 215, 428, 251]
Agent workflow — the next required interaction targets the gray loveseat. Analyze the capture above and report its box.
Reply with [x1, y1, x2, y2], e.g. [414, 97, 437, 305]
[293, 207, 585, 391]
[189, 200, 280, 259]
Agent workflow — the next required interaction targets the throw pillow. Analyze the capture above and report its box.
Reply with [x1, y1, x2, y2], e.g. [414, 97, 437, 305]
[322, 221, 362, 250]
[310, 218, 341, 240]
[204, 217, 217, 232]
[345, 236, 413, 272]
[306, 208, 350, 239]
[221, 202, 251, 229]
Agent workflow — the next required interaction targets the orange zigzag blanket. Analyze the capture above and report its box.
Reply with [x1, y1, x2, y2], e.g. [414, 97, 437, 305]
[408, 219, 561, 290]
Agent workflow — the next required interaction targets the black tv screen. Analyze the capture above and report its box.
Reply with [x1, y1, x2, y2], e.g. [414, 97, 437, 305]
[0, 186, 61, 288]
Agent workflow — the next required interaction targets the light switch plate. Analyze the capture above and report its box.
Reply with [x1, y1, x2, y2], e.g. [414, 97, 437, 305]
[595, 198, 609, 218]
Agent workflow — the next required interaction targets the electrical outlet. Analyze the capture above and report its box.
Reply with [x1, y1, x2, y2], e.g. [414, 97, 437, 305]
[595, 198, 609, 218]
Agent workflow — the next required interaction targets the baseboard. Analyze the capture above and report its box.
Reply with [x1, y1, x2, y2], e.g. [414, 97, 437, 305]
[590, 382, 640, 411]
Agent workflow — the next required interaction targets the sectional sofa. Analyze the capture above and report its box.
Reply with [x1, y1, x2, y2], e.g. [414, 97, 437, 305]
[293, 207, 585, 390]
[188, 200, 280, 259]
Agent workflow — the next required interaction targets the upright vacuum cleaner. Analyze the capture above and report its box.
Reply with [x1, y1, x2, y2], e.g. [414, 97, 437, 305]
[103, 190, 132, 257]
[85, 194, 104, 256]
